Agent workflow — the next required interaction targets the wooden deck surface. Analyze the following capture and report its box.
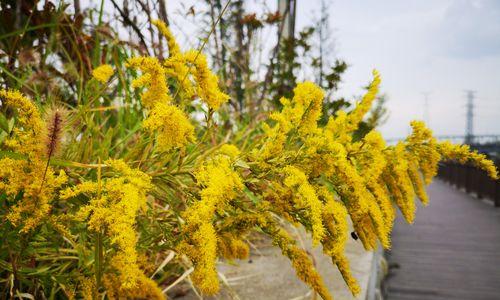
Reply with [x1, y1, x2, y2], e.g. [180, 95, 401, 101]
[386, 180, 500, 300]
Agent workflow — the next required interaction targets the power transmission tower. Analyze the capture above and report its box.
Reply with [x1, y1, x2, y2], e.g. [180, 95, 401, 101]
[465, 90, 476, 144]
[421, 92, 431, 125]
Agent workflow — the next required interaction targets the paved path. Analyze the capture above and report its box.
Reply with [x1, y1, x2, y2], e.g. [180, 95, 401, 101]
[176, 226, 375, 300]
[386, 180, 500, 300]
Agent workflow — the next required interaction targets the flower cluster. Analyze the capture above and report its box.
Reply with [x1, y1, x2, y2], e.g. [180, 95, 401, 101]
[61, 159, 163, 297]
[158, 67, 497, 300]
[92, 64, 114, 83]
[1, 20, 498, 300]
[126, 56, 195, 152]
[0, 89, 67, 233]
[126, 20, 230, 153]
[179, 146, 244, 294]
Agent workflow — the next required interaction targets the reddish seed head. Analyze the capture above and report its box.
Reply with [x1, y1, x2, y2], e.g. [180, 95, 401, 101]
[44, 106, 67, 159]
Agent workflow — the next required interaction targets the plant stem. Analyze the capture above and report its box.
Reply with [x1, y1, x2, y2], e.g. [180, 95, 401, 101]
[95, 158, 103, 292]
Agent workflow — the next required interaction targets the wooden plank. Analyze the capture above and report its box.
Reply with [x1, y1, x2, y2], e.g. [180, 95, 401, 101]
[386, 180, 500, 300]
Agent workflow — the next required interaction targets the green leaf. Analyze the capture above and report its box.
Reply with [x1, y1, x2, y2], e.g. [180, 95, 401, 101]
[0, 114, 9, 132]
[234, 159, 250, 169]
[0, 151, 26, 160]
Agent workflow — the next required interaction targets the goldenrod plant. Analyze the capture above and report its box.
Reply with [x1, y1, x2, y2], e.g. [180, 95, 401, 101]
[0, 20, 497, 299]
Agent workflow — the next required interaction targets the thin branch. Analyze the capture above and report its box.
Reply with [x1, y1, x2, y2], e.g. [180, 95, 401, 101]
[110, 0, 149, 54]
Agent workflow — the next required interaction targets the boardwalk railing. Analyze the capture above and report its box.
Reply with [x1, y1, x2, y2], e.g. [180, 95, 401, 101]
[438, 162, 500, 207]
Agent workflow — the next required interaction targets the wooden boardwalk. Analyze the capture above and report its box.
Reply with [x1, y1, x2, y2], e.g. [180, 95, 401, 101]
[386, 180, 500, 300]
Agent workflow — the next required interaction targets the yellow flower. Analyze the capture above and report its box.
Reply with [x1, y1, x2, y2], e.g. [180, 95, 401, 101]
[127, 56, 196, 151]
[405, 121, 441, 184]
[127, 56, 171, 108]
[325, 70, 381, 143]
[269, 82, 324, 135]
[218, 233, 250, 260]
[0, 89, 44, 156]
[142, 102, 195, 151]
[92, 64, 114, 83]
[438, 141, 498, 179]
[152, 19, 181, 57]
[180, 153, 243, 295]
[383, 144, 417, 224]
[182, 50, 230, 110]
[408, 160, 429, 205]
[318, 188, 361, 296]
[283, 166, 325, 246]
[290, 82, 324, 134]
[0, 89, 67, 232]
[61, 159, 157, 292]
[218, 144, 241, 159]
[164, 56, 196, 103]
[102, 273, 164, 300]
[261, 219, 333, 300]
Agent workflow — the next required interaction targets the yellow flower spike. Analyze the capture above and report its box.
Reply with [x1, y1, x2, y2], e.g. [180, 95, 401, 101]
[152, 19, 181, 57]
[219, 235, 250, 260]
[127, 56, 172, 108]
[102, 273, 164, 300]
[218, 144, 241, 159]
[180, 152, 243, 295]
[61, 159, 160, 295]
[261, 220, 333, 300]
[142, 102, 195, 152]
[405, 121, 441, 184]
[323, 70, 381, 144]
[383, 169, 415, 224]
[320, 205, 357, 289]
[188, 222, 219, 294]
[127, 56, 197, 151]
[182, 50, 230, 110]
[283, 166, 325, 246]
[438, 141, 498, 180]
[367, 181, 395, 233]
[0, 89, 67, 232]
[408, 160, 429, 206]
[386, 144, 417, 224]
[92, 64, 114, 83]
[345, 69, 381, 132]
[0, 89, 45, 156]
[348, 130, 392, 248]
[268, 82, 324, 136]
[317, 187, 361, 295]
[163, 57, 196, 103]
[366, 199, 391, 249]
[292, 81, 324, 134]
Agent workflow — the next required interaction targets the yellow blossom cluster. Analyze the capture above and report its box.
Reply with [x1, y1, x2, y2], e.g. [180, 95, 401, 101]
[438, 140, 498, 179]
[152, 19, 181, 57]
[164, 68, 497, 300]
[0, 89, 67, 232]
[142, 101, 195, 151]
[319, 188, 360, 295]
[60, 159, 162, 297]
[178, 146, 244, 295]
[283, 166, 325, 245]
[92, 64, 114, 83]
[0, 89, 45, 156]
[2, 20, 498, 300]
[228, 70, 497, 299]
[127, 56, 194, 152]
[261, 219, 332, 300]
[126, 20, 230, 152]
[181, 50, 230, 110]
[153, 20, 230, 110]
